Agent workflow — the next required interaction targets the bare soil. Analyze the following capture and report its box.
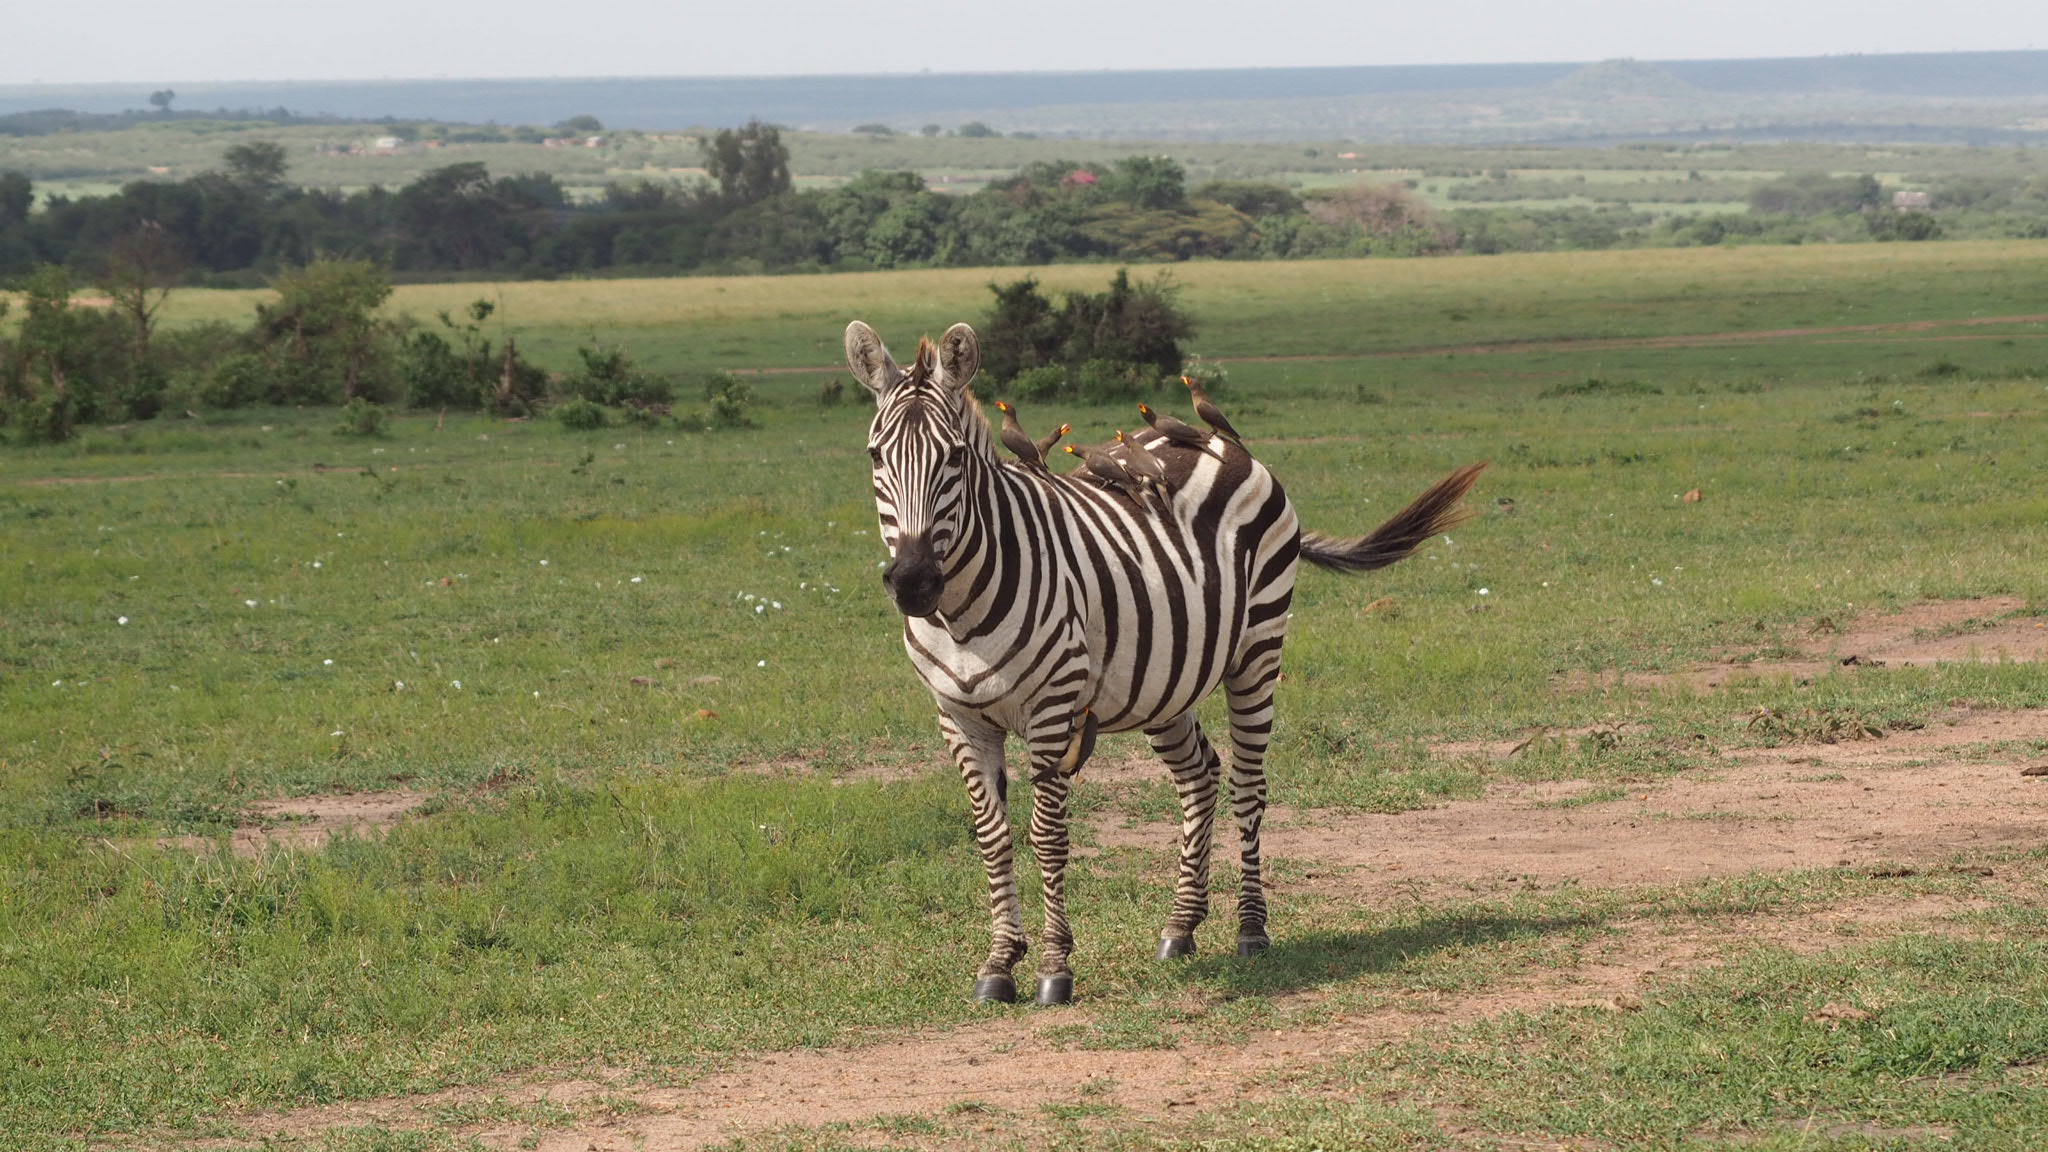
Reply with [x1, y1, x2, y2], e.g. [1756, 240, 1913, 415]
[156, 791, 427, 858]
[1573, 597, 2043, 693]
[158, 703, 2048, 1151]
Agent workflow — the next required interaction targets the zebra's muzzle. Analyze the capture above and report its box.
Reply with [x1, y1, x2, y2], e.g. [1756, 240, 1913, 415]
[882, 536, 945, 618]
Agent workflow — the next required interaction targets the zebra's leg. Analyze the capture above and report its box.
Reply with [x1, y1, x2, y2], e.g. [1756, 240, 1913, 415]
[1145, 710, 1223, 959]
[1224, 652, 1286, 958]
[942, 711, 1027, 1003]
[1024, 716, 1080, 1005]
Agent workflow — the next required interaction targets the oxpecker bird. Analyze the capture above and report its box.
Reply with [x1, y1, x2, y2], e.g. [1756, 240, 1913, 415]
[1064, 442, 1142, 498]
[993, 400, 1044, 467]
[1035, 421, 1071, 461]
[1182, 375, 1243, 446]
[1138, 402, 1224, 459]
[1116, 429, 1170, 494]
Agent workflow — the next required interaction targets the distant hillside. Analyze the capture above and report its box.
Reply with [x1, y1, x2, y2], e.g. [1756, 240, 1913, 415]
[2, 50, 2045, 144]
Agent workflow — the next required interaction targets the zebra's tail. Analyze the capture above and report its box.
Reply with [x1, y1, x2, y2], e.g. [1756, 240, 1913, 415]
[1299, 462, 1488, 574]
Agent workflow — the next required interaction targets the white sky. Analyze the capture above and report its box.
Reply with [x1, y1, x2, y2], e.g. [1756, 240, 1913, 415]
[3, 0, 2041, 85]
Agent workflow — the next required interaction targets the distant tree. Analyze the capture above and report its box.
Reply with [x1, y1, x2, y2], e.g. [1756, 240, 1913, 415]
[1105, 155, 1187, 210]
[0, 171, 30, 228]
[957, 121, 999, 138]
[1307, 182, 1449, 253]
[701, 120, 792, 208]
[1192, 179, 1301, 218]
[221, 142, 289, 193]
[97, 220, 185, 367]
[852, 123, 896, 136]
[257, 257, 395, 403]
[1748, 173, 1882, 215]
[919, 123, 942, 138]
[558, 114, 604, 134]
[148, 89, 175, 114]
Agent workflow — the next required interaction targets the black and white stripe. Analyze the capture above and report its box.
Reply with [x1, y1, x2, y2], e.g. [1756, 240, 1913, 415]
[847, 321, 1483, 1004]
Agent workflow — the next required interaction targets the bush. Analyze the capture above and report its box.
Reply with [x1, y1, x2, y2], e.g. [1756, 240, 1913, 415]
[202, 354, 270, 409]
[566, 339, 673, 406]
[1075, 359, 1147, 404]
[554, 397, 609, 430]
[1008, 364, 1070, 402]
[398, 330, 479, 410]
[703, 372, 753, 428]
[817, 377, 845, 407]
[334, 397, 387, 436]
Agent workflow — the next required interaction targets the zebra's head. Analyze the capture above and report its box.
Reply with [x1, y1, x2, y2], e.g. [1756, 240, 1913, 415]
[845, 320, 987, 619]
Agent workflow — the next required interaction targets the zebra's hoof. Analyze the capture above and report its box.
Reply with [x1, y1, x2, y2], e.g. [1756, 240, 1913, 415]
[1236, 934, 1272, 958]
[1034, 974, 1074, 1006]
[1156, 935, 1197, 960]
[973, 975, 1017, 1004]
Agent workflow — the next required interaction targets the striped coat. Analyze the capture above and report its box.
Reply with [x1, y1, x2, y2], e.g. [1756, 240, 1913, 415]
[847, 321, 1482, 1005]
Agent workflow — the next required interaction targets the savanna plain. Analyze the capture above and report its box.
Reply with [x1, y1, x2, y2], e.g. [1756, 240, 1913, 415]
[6, 241, 2048, 1151]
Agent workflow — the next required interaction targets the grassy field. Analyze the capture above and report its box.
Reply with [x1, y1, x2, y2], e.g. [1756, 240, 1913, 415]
[4, 242, 2048, 1150]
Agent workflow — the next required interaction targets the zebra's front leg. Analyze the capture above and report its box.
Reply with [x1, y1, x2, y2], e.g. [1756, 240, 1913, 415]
[1025, 726, 1079, 1005]
[942, 713, 1027, 1003]
[1146, 711, 1223, 959]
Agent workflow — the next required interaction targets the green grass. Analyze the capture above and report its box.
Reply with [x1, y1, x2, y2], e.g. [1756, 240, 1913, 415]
[4, 243, 2048, 1148]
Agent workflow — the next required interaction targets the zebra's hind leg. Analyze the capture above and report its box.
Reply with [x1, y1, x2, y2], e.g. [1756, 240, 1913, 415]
[942, 713, 1027, 1003]
[1145, 711, 1223, 960]
[1225, 658, 1284, 957]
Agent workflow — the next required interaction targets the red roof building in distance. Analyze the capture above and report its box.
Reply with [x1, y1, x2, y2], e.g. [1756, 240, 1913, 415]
[1063, 169, 1099, 187]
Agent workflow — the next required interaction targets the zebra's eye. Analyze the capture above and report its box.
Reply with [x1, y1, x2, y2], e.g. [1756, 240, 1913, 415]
[868, 446, 884, 467]
[945, 444, 967, 467]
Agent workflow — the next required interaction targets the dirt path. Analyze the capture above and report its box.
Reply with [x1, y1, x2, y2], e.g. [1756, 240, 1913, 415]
[162, 707, 2047, 1152]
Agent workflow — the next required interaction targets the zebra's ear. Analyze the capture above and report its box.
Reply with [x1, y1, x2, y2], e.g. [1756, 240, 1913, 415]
[844, 321, 898, 399]
[937, 323, 980, 394]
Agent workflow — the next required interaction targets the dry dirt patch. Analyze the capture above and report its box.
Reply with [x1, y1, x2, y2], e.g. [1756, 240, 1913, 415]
[1102, 710, 2048, 901]
[156, 792, 428, 857]
[183, 894, 1988, 1152]
[1614, 597, 2042, 692]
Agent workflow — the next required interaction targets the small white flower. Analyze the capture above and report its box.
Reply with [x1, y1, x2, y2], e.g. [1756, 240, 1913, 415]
[128, 576, 139, 581]
[1477, 588, 1490, 596]
[1652, 577, 1665, 586]
[613, 443, 625, 450]
[244, 599, 258, 608]
[771, 601, 782, 610]
[451, 680, 463, 689]
[533, 690, 541, 697]
[323, 659, 334, 666]
[394, 680, 406, 690]
[52, 679, 62, 687]
[539, 559, 549, 566]
[117, 616, 129, 625]
[755, 604, 766, 614]
[631, 576, 643, 584]
[757, 660, 767, 668]
[312, 561, 322, 569]
[331, 729, 344, 737]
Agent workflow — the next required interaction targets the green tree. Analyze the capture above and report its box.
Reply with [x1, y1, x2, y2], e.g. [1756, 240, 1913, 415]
[701, 120, 792, 208]
[256, 257, 395, 403]
[221, 142, 290, 193]
[957, 121, 999, 138]
[96, 220, 186, 417]
[0, 171, 30, 229]
[147, 89, 175, 114]
[558, 115, 604, 134]
[1106, 155, 1187, 210]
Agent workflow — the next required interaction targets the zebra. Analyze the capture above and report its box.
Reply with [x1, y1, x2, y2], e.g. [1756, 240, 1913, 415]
[847, 320, 1485, 1006]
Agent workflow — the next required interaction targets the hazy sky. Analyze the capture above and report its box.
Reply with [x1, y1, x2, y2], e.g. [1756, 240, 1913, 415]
[4, 0, 2041, 85]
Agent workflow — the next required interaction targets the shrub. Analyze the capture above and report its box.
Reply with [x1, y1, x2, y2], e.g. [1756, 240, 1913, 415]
[1538, 376, 1662, 399]
[566, 339, 673, 406]
[202, 354, 270, 409]
[554, 397, 608, 430]
[817, 377, 845, 407]
[1008, 364, 1070, 402]
[334, 397, 387, 436]
[703, 372, 753, 428]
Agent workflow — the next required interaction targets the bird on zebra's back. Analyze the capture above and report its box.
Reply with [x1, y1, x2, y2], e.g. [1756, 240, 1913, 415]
[847, 319, 1486, 1008]
[1115, 429, 1171, 495]
[1182, 375, 1243, 446]
[1062, 441, 1144, 499]
[1137, 402, 1225, 459]
[993, 400, 1046, 468]
[1035, 421, 1071, 462]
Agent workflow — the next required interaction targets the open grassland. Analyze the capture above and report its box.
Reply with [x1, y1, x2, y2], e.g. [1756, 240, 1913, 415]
[4, 243, 2048, 1150]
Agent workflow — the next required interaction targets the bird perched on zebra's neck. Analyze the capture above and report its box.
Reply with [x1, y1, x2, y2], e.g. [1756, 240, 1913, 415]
[993, 400, 1047, 469]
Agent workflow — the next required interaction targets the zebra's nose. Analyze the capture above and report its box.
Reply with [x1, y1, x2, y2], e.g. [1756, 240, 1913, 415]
[883, 535, 944, 617]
